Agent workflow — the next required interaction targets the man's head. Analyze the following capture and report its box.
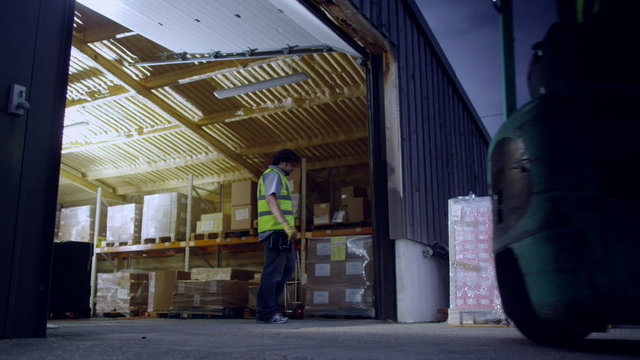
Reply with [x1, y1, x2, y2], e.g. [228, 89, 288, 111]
[272, 149, 300, 175]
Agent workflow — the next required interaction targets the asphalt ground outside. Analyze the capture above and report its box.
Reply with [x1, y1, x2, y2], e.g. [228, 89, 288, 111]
[1, 318, 639, 360]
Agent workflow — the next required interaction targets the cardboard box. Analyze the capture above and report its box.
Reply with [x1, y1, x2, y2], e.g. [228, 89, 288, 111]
[313, 203, 331, 225]
[342, 197, 370, 223]
[141, 192, 206, 242]
[231, 181, 257, 206]
[340, 186, 368, 201]
[247, 285, 259, 309]
[148, 270, 190, 312]
[196, 212, 230, 233]
[106, 204, 143, 244]
[306, 236, 375, 288]
[230, 204, 255, 230]
[305, 285, 374, 316]
[96, 271, 149, 316]
[172, 280, 250, 309]
[286, 167, 301, 194]
[308, 238, 332, 262]
[58, 204, 107, 242]
[190, 268, 259, 281]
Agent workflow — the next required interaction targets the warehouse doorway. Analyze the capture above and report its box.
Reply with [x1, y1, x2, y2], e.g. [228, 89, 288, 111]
[52, 0, 395, 325]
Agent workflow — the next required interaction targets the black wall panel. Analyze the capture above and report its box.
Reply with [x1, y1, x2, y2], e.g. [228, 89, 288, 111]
[350, 0, 491, 247]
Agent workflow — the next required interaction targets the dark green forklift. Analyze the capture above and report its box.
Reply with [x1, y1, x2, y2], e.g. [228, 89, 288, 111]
[489, 0, 640, 345]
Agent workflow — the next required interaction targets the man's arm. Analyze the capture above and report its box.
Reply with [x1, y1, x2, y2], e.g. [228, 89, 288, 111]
[265, 194, 288, 225]
[265, 193, 298, 240]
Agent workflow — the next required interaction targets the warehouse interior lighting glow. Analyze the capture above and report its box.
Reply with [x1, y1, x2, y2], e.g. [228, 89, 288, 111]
[213, 72, 309, 99]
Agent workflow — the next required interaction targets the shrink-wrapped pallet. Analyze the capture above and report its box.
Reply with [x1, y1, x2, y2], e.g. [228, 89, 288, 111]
[305, 235, 375, 317]
[141, 192, 206, 243]
[96, 270, 149, 316]
[106, 204, 142, 245]
[448, 195, 505, 325]
[57, 204, 106, 242]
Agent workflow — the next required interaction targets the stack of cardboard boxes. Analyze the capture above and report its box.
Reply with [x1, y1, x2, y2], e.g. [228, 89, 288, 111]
[140, 192, 206, 242]
[305, 235, 375, 317]
[148, 270, 190, 313]
[313, 185, 370, 226]
[96, 270, 149, 316]
[195, 212, 230, 234]
[97, 268, 261, 316]
[106, 203, 143, 245]
[287, 167, 301, 221]
[57, 204, 107, 243]
[337, 186, 370, 223]
[230, 181, 257, 231]
[171, 268, 257, 311]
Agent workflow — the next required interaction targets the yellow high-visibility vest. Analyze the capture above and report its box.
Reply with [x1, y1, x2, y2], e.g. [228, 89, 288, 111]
[257, 168, 294, 232]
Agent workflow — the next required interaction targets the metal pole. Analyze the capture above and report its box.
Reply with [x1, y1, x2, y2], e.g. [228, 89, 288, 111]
[300, 158, 307, 285]
[185, 175, 193, 271]
[494, 0, 517, 119]
[89, 187, 102, 316]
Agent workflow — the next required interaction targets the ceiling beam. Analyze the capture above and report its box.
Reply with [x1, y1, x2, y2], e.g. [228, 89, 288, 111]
[72, 34, 262, 180]
[198, 84, 366, 126]
[62, 124, 182, 153]
[307, 155, 369, 170]
[74, 24, 131, 43]
[59, 165, 126, 202]
[86, 153, 223, 179]
[139, 59, 250, 89]
[239, 130, 368, 156]
[138, 56, 297, 90]
[65, 85, 130, 108]
[115, 172, 253, 195]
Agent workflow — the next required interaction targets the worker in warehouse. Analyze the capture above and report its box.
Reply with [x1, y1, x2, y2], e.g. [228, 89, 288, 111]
[255, 149, 300, 324]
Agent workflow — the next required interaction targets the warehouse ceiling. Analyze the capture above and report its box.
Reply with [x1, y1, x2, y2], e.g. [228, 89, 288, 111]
[59, 0, 370, 206]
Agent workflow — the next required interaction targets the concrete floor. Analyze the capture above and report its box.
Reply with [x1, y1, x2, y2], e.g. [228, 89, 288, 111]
[1, 318, 639, 360]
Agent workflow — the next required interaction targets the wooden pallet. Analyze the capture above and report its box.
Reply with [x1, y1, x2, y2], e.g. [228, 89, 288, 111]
[103, 240, 135, 247]
[191, 232, 222, 241]
[168, 307, 246, 319]
[447, 309, 511, 327]
[141, 235, 181, 244]
[224, 229, 257, 238]
[312, 221, 372, 230]
[147, 311, 170, 318]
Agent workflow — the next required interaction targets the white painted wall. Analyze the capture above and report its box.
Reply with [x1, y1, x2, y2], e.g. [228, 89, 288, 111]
[395, 239, 449, 323]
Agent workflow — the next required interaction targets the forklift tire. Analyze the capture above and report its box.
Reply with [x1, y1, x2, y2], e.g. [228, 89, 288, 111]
[495, 248, 590, 346]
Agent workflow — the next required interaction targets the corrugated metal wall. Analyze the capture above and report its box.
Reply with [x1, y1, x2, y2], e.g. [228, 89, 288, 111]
[350, 0, 491, 247]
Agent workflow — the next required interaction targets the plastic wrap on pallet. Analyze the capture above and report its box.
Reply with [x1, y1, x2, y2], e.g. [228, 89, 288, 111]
[196, 212, 230, 233]
[448, 195, 505, 325]
[172, 280, 249, 310]
[96, 270, 149, 316]
[106, 204, 142, 244]
[57, 204, 107, 242]
[190, 268, 259, 281]
[305, 235, 375, 317]
[305, 284, 375, 317]
[141, 192, 207, 242]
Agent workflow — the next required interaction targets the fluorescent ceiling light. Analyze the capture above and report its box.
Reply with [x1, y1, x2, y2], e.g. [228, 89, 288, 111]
[213, 72, 309, 99]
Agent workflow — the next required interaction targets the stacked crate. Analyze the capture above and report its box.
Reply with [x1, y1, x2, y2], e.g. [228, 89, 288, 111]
[195, 212, 230, 234]
[106, 203, 143, 246]
[171, 280, 250, 311]
[447, 195, 504, 325]
[141, 192, 206, 243]
[148, 270, 190, 313]
[230, 181, 257, 231]
[96, 271, 149, 316]
[336, 185, 370, 223]
[57, 204, 107, 243]
[305, 235, 375, 317]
